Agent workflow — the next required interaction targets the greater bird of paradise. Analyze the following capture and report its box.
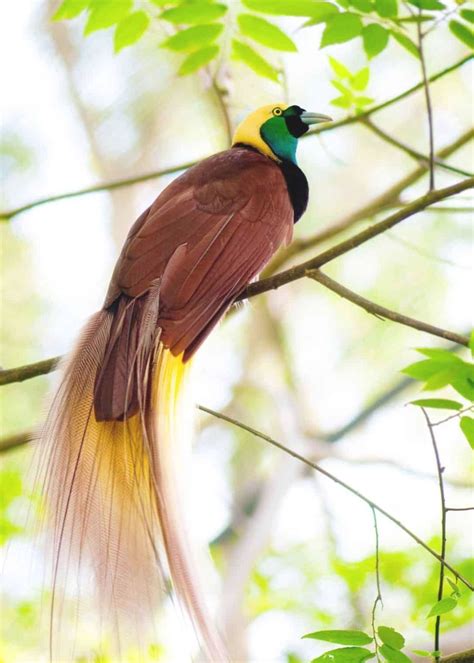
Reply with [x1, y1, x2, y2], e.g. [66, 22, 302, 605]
[40, 103, 332, 661]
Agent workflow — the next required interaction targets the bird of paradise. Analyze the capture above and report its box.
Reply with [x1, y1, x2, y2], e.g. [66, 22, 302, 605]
[39, 104, 331, 661]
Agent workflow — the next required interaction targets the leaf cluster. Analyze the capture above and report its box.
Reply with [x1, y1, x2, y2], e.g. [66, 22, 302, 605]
[52, 0, 474, 81]
[404, 332, 474, 449]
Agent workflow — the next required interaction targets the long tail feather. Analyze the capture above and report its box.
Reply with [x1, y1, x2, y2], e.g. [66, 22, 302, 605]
[38, 309, 227, 661]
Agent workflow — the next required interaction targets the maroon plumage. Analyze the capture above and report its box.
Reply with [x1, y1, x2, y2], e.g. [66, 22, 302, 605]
[95, 146, 294, 421]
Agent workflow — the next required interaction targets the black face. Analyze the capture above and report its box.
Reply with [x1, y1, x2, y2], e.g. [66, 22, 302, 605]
[282, 105, 309, 138]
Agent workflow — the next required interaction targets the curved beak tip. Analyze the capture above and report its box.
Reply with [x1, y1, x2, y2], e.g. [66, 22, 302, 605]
[300, 111, 333, 126]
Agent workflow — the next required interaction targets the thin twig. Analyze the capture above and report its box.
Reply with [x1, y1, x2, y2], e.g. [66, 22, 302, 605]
[371, 507, 383, 662]
[0, 356, 61, 386]
[197, 404, 474, 591]
[432, 406, 474, 426]
[422, 408, 447, 661]
[0, 430, 36, 453]
[306, 269, 470, 347]
[362, 119, 472, 178]
[1, 56, 471, 222]
[445, 507, 474, 512]
[417, 9, 436, 190]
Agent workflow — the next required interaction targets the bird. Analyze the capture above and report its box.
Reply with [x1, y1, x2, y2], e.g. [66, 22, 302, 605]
[38, 103, 332, 661]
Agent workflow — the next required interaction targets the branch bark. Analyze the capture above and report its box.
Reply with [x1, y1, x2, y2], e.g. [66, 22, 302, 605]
[306, 269, 470, 347]
[0, 356, 61, 386]
[440, 648, 474, 663]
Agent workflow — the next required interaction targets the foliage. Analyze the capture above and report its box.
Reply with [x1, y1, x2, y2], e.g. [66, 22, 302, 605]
[403, 336, 474, 449]
[52, 0, 473, 87]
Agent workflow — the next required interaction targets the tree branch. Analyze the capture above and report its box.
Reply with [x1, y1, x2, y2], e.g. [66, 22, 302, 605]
[439, 648, 474, 663]
[0, 356, 61, 386]
[306, 269, 470, 347]
[0, 177, 471, 387]
[362, 119, 472, 178]
[1, 56, 470, 222]
[422, 409, 447, 660]
[263, 128, 473, 276]
[197, 405, 474, 591]
[241, 176, 474, 301]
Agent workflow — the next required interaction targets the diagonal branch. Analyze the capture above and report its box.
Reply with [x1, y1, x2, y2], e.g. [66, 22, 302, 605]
[263, 128, 473, 276]
[0, 356, 61, 386]
[362, 118, 472, 178]
[242, 176, 474, 302]
[1, 56, 471, 222]
[0, 177, 472, 387]
[306, 269, 470, 347]
[197, 405, 474, 592]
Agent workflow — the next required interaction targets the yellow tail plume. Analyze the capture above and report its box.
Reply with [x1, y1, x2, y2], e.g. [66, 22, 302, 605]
[38, 310, 227, 661]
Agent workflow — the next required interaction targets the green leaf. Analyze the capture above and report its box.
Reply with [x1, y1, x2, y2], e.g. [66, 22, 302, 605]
[402, 359, 445, 381]
[354, 95, 374, 107]
[232, 39, 279, 81]
[449, 20, 474, 49]
[379, 645, 411, 663]
[362, 24, 389, 57]
[461, 9, 474, 24]
[321, 13, 363, 46]
[243, 0, 340, 16]
[351, 67, 369, 90]
[162, 24, 223, 52]
[114, 11, 149, 52]
[375, 0, 398, 17]
[460, 416, 474, 449]
[303, 630, 373, 646]
[332, 79, 352, 94]
[329, 56, 351, 78]
[84, 0, 132, 35]
[161, 2, 227, 25]
[349, 0, 373, 11]
[469, 330, 474, 358]
[391, 30, 420, 56]
[416, 347, 462, 363]
[427, 596, 457, 617]
[304, 4, 340, 24]
[407, 0, 445, 8]
[377, 627, 405, 650]
[178, 45, 219, 75]
[52, 0, 89, 20]
[410, 398, 463, 410]
[311, 647, 375, 663]
[331, 95, 353, 108]
[237, 14, 297, 51]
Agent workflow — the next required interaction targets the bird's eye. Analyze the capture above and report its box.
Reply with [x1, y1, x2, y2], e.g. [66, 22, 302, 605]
[272, 107, 283, 116]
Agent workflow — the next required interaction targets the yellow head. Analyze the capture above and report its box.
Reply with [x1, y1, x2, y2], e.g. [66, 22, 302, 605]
[232, 103, 332, 163]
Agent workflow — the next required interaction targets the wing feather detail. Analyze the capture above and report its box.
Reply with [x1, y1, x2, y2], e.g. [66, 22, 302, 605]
[105, 147, 294, 358]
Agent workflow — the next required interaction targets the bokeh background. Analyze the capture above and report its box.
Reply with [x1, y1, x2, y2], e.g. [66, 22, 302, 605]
[1, 1, 473, 661]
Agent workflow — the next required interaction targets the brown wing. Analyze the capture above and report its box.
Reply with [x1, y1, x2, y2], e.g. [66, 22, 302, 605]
[105, 147, 294, 360]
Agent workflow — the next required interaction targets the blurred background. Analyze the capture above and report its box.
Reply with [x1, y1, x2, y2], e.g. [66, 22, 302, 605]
[1, 1, 473, 661]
